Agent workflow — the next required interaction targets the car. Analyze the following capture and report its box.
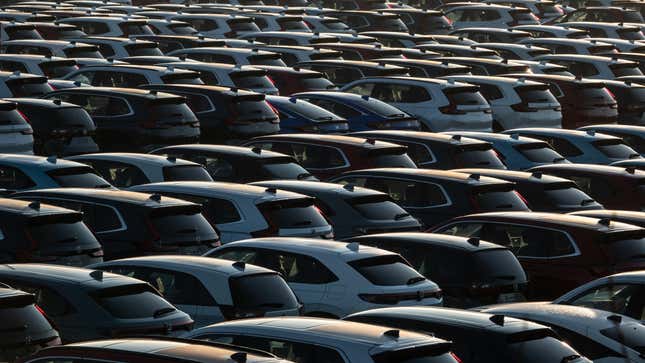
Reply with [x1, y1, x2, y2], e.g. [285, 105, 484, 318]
[444, 4, 540, 29]
[130, 181, 333, 242]
[132, 35, 225, 54]
[244, 45, 343, 67]
[317, 10, 409, 32]
[170, 14, 261, 38]
[569, 209, 645, 228]
[528, 163, 645, 210]
[505, 128, 642, 164]
[253, 65, 338, 95]
[511, 24, 590, 38]
[206, 238, 442, 317]
[63, 64, 204, 88]
[144, 19, 199, 35]
[0, 154, 112, 192]
[578, 125, 645, 155]
[520, 38, 617, 56]
[433, 57, 530, 75]
[502, 73, 619, 128]
[0, 54, 79, 79]
[433, 211, 645, 298]
[414, 44, 502, 60]
[0, 264, 193, 343]
[0, 71, 52, 98]
[246, 13, 310, 32]
[510, 59, 574, 76]
[587, 38, 645, 53]
[592, 80, 645, 125]
[474, 43, 552, 61]
[310, 0, 391, 10]
[7, 98, 97, 157]
[186, 317, 459, 362]
[553, 271, 645, 322]
[347, 233, 528, 307]
[0, 21, 42, 42]
[555, 6, 644, 23]
[348, 130, 506, 169]
[90, 255, 301, 327]
[450, 28, 532, 44]
[159, 62, 279, 95]
[342, 76, 493, 132]
[168, 47, 287, 67]
[611, 159, 645, 171]
[243, 134, 417, 180]
[344, 307, 592, 363]
[149, 144, 317, 182]
[294, 59, 408, 87]
[330, 168, 529, 227]
[612, 54, 645, 73]
[43, 87, 200, 152]
[0, 197, 103, 265]
[368, 9, 454, 34]
[312, 43, 414, 61]
[0, 99, 33, 155]
[20, 337, 296, 363]
[0, 286, 61, 362]
[445, 131, 568, 170]
[535, 54, 643, 79]
[66, 153, 213, 188]
[478, 303, 645, 363]
[1, 39, 104, 59]
[441, 75, 561, 131]
[299, 14, 355, 34]
[58, 16, 155, 37]
[13, 187, 219, 258]
[251, 180, 421, 238]
[119, 56, 200, 66]
[371, 58, 472, 78]
[66, 36, 165, 59]
[557, 21, 645, 40]
[455, 168, 603, 212]
[266, 95, 349, 134]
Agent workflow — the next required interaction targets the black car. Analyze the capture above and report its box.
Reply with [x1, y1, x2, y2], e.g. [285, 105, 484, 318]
[251, 180, 421, 238]
[43, 87, 200, 152]
[0, 286, 61, 362]
[455, 168, 604, 212]
[344, 307, 589, 363]
[0, 198, 103, 266]
[329, 168, 530, 227]
[7, 98, 98, 157]
[140, 84, 279, 143]
[348, 233, 527, 307]
[320, 10, 408, 32]
[601, 80, 645, 125]
[349, 131, 507, 170]
[150, 144, 318, 182]
[0, 264, 193, 343]
[13, 189, 219, 261]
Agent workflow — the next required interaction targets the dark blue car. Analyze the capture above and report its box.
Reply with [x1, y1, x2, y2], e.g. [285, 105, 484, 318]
[265, 95, 349, 134]
[292, 91, 421, 131]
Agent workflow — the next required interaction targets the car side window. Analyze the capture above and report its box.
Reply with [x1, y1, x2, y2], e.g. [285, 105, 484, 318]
[197, 71, 219, 85]
[339, 50, 362, 61]
[364, 178, 447, 208]
[97, 72, 148, 88]
[90, 160, 148, 187]
[8, 282, 74, 318]
[439, 222, 484, 238]
[0, 166, 35, 190]
[0, 60, 28, 73]
[74, 21, 109, 35]
[372, 84, 431, 103]
[568, 284, 645, 320]
[344, 82, 375, 97]
[540, 137, 583, 157]
[130, 267, 217, 306]
[253, 250, 338, 284]
[480, 224, 575, 258]
[178, 93, 214, 113]
[478, 84, 504, 100]
[258, 142, 346, 170]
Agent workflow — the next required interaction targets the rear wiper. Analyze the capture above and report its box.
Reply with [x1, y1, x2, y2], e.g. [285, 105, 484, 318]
[387, 113, 405, 118]
[153, 307, 176, 318]
[316, 116, 333, 121]
[394, 213, 410, 220]
[406, 276, 426, 285]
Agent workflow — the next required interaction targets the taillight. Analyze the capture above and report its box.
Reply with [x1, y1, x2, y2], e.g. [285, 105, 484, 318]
[603, 87, 616, 100]
[514, 191, 530, 208]
[90, 249, 104, 258]
[304, 20, 314, 30]
[17, 109, 30, 124]
[266, 101, 279, 117]
[451, 352, 463, 363]
[443, 16, 452, 25]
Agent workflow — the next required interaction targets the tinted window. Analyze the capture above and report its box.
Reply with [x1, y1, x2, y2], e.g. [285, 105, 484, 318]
[26, 214, 100, 255]
[7, 78, 52, 97]
[601, 232, 645, 265]
[472, 186, 529, 211]
[162, 165, 213, 182]
[151, 100, 199, 125]
[91, 283, 176, 319]
[148, 206, 218, 251]
[126, 44, 164, 57]
[372, 151, 417, 168]
[119, 22, 154, 36]
[610, 63, 642, 77]
[276, 99, 344, 122]
[64, 46, 103, 59]
[349, 255, 425, 286]
[508, 334, 585, 363]
[544, 184, 597, 208]
[233, 100, 278, 123]
[261, 160, 312, 180]
[454, 145, 506, 168]
[347, 194, 411, 220]
[257, 198, 329, 229]
[0, 294, 55, 351]
[373, 83, 432, 103]
[481, 224, 575, 258]
[0, 166, 35, 190]
[39, 61, 78, 78]
[131, 267, 215, 306]
[265, 143, 346, 169]
[232, 73, 274, 89]
[569, 284, 645, 320]
[516, 85, 558, 104]
[364, 179, 447, 208]
[472, 249, 527, 283]
[47, 167, 112, 188]
[230, 273, 300, 311]
[89, 161, 148, 188]
[593, 139, 639, 159]
[515, 142, 565, 163]
[444, 87, 488, 106]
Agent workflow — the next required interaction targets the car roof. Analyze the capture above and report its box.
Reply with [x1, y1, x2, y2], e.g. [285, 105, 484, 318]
[250, 133, 404, 149]
[532, 163, 645, 176]
[341, 168, 512, 186]
[96, 255, 273, 276]
[131, 181, 307, 201]
[14, 188, 194, 207]
[224, 237, 396, 260]
[444, 131, 550, 144]
[81, 63, 197, 74]
[539, 54, 635, 64]
[570, 209, 645, 221]
[69, 152, 200, 167]
[0, 197, 75, 216]
[6, 97, 80, 109]
[0, 263, 140, 287]
[0, 154, 89, 170]
[175, 47, 276, 56]
[141, 84, 259, 96]
[453, 168, 571, 184]
[444, 75, 545, 86]
[153, 144, 290, 159]
[251, 180, 386, 198]
[351, 232, 503, 251]
[50, 87, 183, 99]
[508, 127, 621, 140]
[579, 124, 645, 134]
[348, 131, 487, 146]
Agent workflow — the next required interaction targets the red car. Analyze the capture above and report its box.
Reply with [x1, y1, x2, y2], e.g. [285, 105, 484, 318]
[253, 65, 337, 95]
[529, 164, 645, 211]
[431, 211, 645, 299]
[243, 133, 417, 179]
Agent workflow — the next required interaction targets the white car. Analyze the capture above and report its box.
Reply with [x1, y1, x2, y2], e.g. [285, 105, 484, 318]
[63, 64, 204, 88]
[342, 76, 492, 132]
[130, 182, 334, 243]
[167, 47, 287, 67]
[442, 75, 562, 131]
[184, 317, 459, 363]
[480, 302, 645, 363]
[535, 54, 643, 80]
[520, 38, 617, 56]
[557, 22, 645, 40]
[205, 237, 442, 317]
[67, 153, 213, 188]
[90, 255, 301, 327]
[553, 271, 645, 322]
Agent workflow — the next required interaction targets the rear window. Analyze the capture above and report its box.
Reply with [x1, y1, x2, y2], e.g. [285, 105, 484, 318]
[472, 185, 529, 211]
[579, 85, 614, 104]
[508, 331, 584, 363]
[233, 99, 278, 123]
[0, 294, 57, 361]
[373, 345, 458, 363]
[125, 43, 163, 57]
[249, 54, 287, 67]
[347, 194, 411, 220]
[377, 17, 408, 32]
[5, 26, 42, 40]
[228, 19, 260, 32]
[160, 73, 204, 85]
[444, 87, 488, 106]
[229, 273, 300, 311]
[593, 139, 640, 159]
[6, 78, 52, 97]
[300, 76, 337, 91]
[349, 254, 425, 286]
[601, 231, 645, 265]
[261, 160, 313, 180]
[148, 205, 219, 249]
[92, 283, 176, 319]
[162, 165, 213, 182]
[63, 46, 103, 59]
[454, 144, 506, 169]
[47, 167, 112, 188]
[516, 85, 558, 104]
[617, 27, 645, 40]
[277, 18, 309, 31]
[151, 99, 198, 125]
[119, 22, 154, 36]
[511, 9, 539, 22]
[472, 249, 527, 284]
[600, 323, 645, 354]
[372, 150, 417, 168]
[26, 213, 101, 255]
[610, 63, 642, 77]
[231, 72, 274, 89]
[39, 61, 78, 78]
[515, 142, 565, 163]
[280, 99, 345, 122]
[544, 183, 597, 208]
[321, 19, 351, 31]
[257, 198, 329, 229]
[0, 105, 27, 126]
[167, 23, 198, 35]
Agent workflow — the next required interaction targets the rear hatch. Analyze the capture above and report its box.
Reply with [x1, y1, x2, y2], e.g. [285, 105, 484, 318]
[249, 53, 286, 67]
[228, 93, 279, 125]
[254, 197, 332, 238]
[609, 61, 642, 77]
[230, 70, 276, 91]
[161, 71, 204, 85]
[23, 212, 103, 266]
[21, 104, 96, 140]
[542, 181, 600, 210]
[276, 16, 309, 31]
[4, 24, 42, 40]
[119, 20, 154, 36]
[453, 143, 506, 169]
[225, 273, 301, 319]
[369, 146, 418, 168]
[296, 72, 338, 91]
[145, 96, 200, 130]
[514, 141, 567, 164]
[470, 183, 530, 212]
[162, 165, 213, 182]
[144, 204, 219, 255]
[513, 84, 560, 111]
[441, 86, 491, 114]
[125, 42, 163, 56]
[592, 138, 640, 160]
[0, 102, 32, 135]
[576, 82, 617, 109]
[616, 26, 644, 40]
[346, 193, 420, 230]
[47, 166, 112, 188]
[259, 157, 316, 181]
[599, 229, 645, 270]
[63, 45, 103, 59]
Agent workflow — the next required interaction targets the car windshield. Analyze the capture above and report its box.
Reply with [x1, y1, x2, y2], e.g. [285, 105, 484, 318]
[515, 142, 565, 163]
[229, 273, 300, 310]
[162, 165, 213, 182]
[257, 198, 329, 229]
[26, 213, 101, 256]
[260, 159, 315, 180]
[444, 87, 488, 106]
[544, 183, 597, 208]
[347, 194, 412, 220]
[91, 283, 176, 319]
[349, 255, 424, 286]
[472, 185, 529, 211]
[508, 330, 585, 363]
[454, 144, 506, 169]
[47, 167, 112, 188]
[593, 139, 640, 159]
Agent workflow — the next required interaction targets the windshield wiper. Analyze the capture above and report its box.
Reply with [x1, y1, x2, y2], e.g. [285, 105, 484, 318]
[406, 276, 426, 285]
[153, 307, 176, 318]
